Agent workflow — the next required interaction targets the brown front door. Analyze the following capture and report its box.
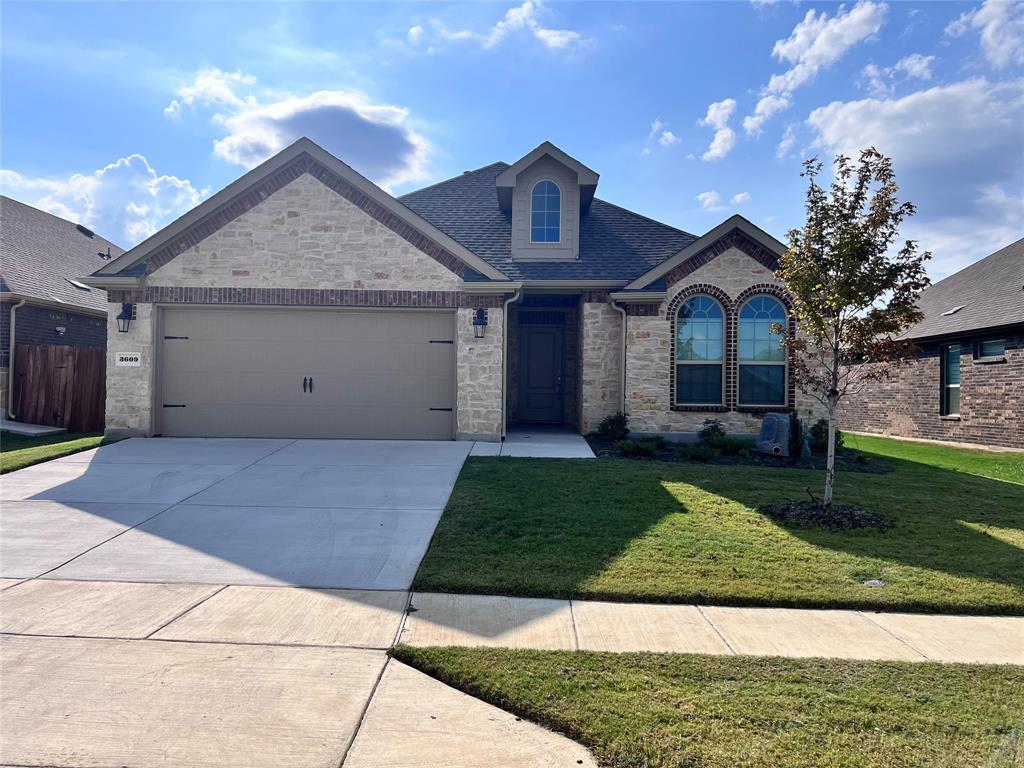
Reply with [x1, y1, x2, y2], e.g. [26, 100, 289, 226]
[518, 323, 564, 423]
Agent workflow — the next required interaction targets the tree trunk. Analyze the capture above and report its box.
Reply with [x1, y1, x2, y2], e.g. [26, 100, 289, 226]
[824, 401, 837, 506]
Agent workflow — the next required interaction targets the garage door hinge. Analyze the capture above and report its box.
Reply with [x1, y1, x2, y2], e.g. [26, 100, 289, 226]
[429, 339, 454, 344]
[163, 336, 189, 340]
[429, 407, 453, 412]
[162, 404, 187, 408]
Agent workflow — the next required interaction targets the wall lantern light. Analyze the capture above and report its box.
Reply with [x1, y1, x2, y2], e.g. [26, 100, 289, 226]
[472, 307, 488, 338]
[116, 303, 133, 333]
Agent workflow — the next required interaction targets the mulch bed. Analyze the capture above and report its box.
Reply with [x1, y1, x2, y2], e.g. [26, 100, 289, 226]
[757, 500, 894, 531]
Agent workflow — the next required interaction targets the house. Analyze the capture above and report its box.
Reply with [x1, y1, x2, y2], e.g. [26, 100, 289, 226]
[842, 238, 1024, 450]
[1, 196, 123, 430]
[85, 138, 824, 441]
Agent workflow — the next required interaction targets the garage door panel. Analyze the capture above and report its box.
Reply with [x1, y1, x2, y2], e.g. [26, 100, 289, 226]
[159, 309, 455, 439]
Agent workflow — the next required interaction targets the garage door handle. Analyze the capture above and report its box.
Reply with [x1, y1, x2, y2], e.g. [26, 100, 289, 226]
[308, 377, 313, 392]
[303, 376, 308, 393]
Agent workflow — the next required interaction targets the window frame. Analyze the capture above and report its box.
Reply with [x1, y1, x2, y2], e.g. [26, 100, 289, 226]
[941, 342, 961, 416]
[529, 179, 562, 245]
[975, 338, 1006, 360]
[674, 294, 726, 407]
[736, 295, 788, 407]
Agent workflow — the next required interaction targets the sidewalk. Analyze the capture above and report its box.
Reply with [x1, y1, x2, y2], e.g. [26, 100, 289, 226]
[401, 592, 1024, 665]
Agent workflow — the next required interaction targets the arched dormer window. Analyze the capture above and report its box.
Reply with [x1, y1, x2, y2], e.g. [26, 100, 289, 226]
[675, 295, 724, 405]
[738, 295, 787, 405]
[530, 180, 561, 243]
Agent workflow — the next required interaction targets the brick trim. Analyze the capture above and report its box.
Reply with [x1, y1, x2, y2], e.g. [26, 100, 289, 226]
[624, 303, 660, 316]
[108, 287, 505, 309]
[664, 228, 780, 288]
[141, 153, 467, 279]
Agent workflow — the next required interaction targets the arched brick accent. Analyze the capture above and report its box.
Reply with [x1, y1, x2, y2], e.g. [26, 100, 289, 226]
[734, 286, 797, 412]
[668, 284, 734, 413]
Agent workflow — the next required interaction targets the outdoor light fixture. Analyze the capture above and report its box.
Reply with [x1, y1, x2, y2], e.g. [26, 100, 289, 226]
[116, 303, 133, 333]
[472, 307, 488, 338]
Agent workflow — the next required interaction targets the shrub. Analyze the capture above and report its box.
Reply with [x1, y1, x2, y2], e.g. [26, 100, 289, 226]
[684, 443, 717, 462]
[810, 419, 843, 453]
[715, 436, 754, 456]
[616, 438, 658, 457]
[789, 413, 805, 458]
[598, 412, 630, 441]
[697, 419, 727, 445]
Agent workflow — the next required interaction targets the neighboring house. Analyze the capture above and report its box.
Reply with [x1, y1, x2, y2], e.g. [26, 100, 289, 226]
[1, 196, 123, 427]
[86, 138, 824, 441]
[843, 238, 1024, 450]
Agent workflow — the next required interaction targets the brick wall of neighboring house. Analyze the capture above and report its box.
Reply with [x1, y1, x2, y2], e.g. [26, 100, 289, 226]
[841, 330, 1024, 449]
[105, 170, 503, 439]
[624, 246, 826, 438]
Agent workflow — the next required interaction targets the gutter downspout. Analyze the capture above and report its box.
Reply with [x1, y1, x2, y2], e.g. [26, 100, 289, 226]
[7, 299, 26, 420]
[610, 298, 628, 413]
[500, 288, 523, 440]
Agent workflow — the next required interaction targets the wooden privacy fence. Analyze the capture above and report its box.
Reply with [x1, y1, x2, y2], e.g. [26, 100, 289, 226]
[11, 345, 106, 432]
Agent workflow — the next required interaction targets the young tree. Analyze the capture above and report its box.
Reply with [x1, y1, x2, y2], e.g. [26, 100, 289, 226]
[777, 148, 931, 506]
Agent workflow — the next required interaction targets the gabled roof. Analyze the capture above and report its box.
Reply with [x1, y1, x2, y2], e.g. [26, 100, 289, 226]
[626, 214, 787, 290]
[495, 141, 600, 213]
[400, 163, 696, 282]
[900, 237, 1024, 340]
[0, 196, 123, 313]
[88, 137, 507, 286]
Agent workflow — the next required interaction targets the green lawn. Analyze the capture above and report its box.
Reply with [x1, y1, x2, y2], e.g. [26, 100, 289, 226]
[394, 646, 1024, 768]
[413, 435, 1024, 614]
[0, 431, 106, 473]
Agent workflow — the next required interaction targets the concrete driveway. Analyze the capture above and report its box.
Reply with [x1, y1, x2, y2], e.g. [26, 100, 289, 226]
[1, 438, 593, 768]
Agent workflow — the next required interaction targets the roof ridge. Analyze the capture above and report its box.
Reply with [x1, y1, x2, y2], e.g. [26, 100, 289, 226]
[399, 162, 510, 199]
[591, 196, 697, 239]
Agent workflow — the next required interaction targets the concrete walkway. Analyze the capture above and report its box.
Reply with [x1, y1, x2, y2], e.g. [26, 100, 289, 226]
[401, 592, 1024, 665]
[471, 428, 596, 458]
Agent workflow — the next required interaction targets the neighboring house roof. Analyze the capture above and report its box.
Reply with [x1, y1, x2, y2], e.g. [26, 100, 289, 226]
[0, 195, 123, 313]
[400, 163, 698, 282]
[900, 237, 1024, 341]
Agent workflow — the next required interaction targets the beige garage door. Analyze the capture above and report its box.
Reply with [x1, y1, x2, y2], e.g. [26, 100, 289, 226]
[158, 308, 455, 439]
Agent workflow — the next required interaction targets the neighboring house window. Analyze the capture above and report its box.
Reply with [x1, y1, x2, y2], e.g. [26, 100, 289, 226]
[941, 343, 961, 415]
[530, 180, 561, 243]
[977, 339, 1005, 358]
[675, 296, 724, 405]
[738, 296, 787, 406]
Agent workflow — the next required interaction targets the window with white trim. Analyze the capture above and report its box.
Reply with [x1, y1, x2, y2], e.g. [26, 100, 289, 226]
[530, 180, 561, 243]
[941, 343, 961, 415]
[675, 295, 724, 405]
[738, 295, 787, 406]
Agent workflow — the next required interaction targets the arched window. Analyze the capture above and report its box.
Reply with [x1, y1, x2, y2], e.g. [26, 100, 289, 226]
[675, 295, 724, 405]
[738, 295, 787, 405]
[530, 180, 561, 243]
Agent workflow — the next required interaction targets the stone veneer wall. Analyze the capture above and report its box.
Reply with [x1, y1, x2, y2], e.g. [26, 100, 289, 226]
[104, 172, 502, 439]
[625, 247, 825, 436]
[841, 331, 1024, 449]
[457, 306, 504, 440]
[578, 298, 623, 433]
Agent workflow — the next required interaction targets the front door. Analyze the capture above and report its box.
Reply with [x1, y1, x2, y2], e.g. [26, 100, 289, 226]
[518, 324, 565, 423]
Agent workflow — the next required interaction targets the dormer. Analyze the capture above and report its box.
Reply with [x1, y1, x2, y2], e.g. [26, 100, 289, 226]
[496, 142, 599, 261]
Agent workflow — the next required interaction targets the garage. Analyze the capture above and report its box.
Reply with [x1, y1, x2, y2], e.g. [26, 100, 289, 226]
[157, 307, 456, 439]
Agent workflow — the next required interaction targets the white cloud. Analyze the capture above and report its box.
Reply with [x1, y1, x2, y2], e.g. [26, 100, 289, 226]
[806, 77, 1024, 278]
[1, 155, 201, 247]
[731, 192, 752, 204]
[744, 1, 888, 135]
[699, 98, 738, 161]
[658, 130, 680, 147]
[861, 54, 936, 96]
[776, 124, 798, 159]
[643, 118, 680, 154]
[407, 25, 425, 44]
[946, 0, 1024, 70]
[697, 190, 724, 210]
[894, 53, 936, 79]
[420, 1, 588, 51]
[168, 70, 430, 190]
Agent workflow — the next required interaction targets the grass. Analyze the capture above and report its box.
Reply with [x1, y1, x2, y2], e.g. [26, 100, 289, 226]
[0, 430, 105, 473]
[844, 432, 1024, 485]
[394, 646, 1024, 768]
[413, 435, 1024, 614]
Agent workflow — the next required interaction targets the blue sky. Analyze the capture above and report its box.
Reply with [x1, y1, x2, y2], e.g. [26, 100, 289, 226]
[2, 0, 1022, 279]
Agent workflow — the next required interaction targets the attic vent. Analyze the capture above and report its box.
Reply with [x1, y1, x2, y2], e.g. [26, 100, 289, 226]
[941, 305, 965, 316]
[76, 224, 95, 238]
[65, 278, 92, 291]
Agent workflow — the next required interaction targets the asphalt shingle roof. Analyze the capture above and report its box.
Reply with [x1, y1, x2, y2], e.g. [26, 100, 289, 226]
[1, 196, 123, 312]
[400, 162, 697, 282]
[900, 237, 1024, 340]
